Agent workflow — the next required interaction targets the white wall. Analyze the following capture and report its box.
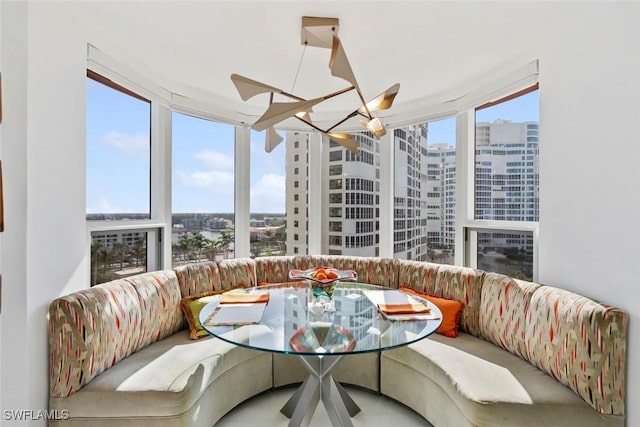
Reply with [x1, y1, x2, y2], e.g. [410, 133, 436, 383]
[1, 2, 88, 424]
[537, 3, 640, 424]
[0, 2, 638, 426]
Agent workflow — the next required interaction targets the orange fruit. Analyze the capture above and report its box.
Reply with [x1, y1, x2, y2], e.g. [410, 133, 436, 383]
[315, 272, 327, 280]
[326, 271, 339, 280]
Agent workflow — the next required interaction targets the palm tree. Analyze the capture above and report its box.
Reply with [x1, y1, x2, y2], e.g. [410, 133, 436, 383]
[131, 238, 146, 267]
[190, 231, 209, 262]
[204, 239, 220, 261]
[113, 242, 128, 271]
[219, 230, 234, 259]
[90, 241, 104, 286]
[178, 233, 192, 262]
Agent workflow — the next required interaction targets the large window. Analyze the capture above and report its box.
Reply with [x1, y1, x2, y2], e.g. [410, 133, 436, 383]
[86, 72, 151, 219]
[87, 71, 156, 285]
[171, 112, 235, 267]
[469, 85, 539, 280]
[393, 118, 457, 263]
[249, 129, 286, 258]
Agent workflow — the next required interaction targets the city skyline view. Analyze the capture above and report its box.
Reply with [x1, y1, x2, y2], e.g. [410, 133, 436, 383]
[87, 78, 538, 216]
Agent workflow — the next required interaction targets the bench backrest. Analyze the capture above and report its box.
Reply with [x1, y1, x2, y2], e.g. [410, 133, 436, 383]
[479, 272, 627, 416]
[49, 270, 183, 398]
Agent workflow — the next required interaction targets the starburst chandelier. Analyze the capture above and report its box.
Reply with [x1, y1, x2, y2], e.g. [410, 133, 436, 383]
[231, 17, 400, 154]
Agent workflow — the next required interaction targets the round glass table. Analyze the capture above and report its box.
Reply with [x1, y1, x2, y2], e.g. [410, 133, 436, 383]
[200, 282, 442, 427]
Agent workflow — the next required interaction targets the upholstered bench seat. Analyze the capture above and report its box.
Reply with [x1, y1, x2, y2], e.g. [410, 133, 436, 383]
[49, 257, 627, 426]
[49, 330, 272, 426]
[382, 333, 624, 427]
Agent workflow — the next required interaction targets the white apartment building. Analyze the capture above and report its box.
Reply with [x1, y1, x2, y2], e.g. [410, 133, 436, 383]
[475, 119, 539, 253]
[285, 120, 538, 259]
[286, 132, 310, 255]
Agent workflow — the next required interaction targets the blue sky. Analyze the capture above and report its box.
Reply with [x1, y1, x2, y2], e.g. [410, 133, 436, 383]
[87, 78, 538, 215]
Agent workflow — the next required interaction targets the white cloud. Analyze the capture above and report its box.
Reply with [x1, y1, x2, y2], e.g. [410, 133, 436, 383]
[100, 131, 149, 159]
[178, 170, 234, 192]
[250, 173, 286, 213]
[193, 150, 234, 171]
[87, 197, 131, 214]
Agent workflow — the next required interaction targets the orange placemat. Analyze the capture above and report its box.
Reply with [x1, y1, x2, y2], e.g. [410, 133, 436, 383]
[220, 293, 270, 304]
[378, 303, 431, 315]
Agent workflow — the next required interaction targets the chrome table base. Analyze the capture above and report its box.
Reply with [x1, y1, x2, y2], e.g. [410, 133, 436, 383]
[280, 355, 361, 427]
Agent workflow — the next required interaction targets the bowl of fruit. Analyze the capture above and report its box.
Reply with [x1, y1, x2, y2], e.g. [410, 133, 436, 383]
[288, 266, 357, 297]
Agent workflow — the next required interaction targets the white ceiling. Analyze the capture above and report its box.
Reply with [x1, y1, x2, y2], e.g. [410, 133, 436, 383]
[65, 1, 566, 128]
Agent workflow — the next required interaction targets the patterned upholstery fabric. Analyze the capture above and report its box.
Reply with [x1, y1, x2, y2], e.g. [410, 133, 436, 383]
[255, 256, 297, 283]
[431, 265, 484, 336]
[396, 260, 440, 293]
[525, 286, 627, 415]
[217, 258, 257, 289]
[49, 271, 183, 398]
[124, 270, 184, 348]
[173, 261, 223, 297]
[479, 273, 541, 358]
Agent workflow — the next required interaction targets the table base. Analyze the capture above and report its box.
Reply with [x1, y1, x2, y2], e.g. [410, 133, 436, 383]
[280, 355, 361, 427]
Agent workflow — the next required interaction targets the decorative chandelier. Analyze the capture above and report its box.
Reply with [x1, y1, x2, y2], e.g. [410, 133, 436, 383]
[231, 17, 400, 154]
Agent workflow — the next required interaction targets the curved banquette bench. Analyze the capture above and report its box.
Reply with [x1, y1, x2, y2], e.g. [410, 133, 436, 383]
[48, 255, 627, 426]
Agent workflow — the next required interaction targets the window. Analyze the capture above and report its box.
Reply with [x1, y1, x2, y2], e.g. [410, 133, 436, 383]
[86, 71, 151, 218]
[394, 118, 456, 263]
[87, 71, 159, 286]
[329, 179, 342, 190]
[466, 84, 539, 280]
[91, 229, 154, 286]
[467, 229, 534, 281]
[249, 130, 286, 258]
[474, 86, 539, 222]
[172, 112, 235, 267]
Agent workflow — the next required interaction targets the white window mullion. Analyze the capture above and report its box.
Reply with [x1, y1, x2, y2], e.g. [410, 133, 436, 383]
[455, 111, 474, 266]
[378, 131, 394, 258]
[151, 102, 172, 269]
[234, 126, 251, 258]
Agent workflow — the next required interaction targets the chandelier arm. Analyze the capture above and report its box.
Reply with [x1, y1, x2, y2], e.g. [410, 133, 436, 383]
[354, 88, 373, 120]
[294, 116, 327, 133]
[277, 90, 306, 102]
[325, 111, 358, 133]
[321, 86, 356, 101]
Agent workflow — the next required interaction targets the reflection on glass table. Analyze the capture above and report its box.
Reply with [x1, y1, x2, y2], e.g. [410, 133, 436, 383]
[199, 282, 442, 427]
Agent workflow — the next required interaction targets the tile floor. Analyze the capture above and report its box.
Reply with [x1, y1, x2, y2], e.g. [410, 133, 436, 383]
[214, 385, 433, 427]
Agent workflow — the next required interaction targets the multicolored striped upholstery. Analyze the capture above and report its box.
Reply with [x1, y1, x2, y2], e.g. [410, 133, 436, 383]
[256, 256, 297, 283]
[49, 271, 183, 398]
[217, 258, 257, 289]
[397, 260, 440, 294]
[433, 265, 484, 336]
[124, 270, 184, 349]
[173, 261, 223, 297]
[524, 285, 627, 415]
[479, 273, 541, 358]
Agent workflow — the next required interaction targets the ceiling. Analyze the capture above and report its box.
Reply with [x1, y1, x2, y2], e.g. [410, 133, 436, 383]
[65, 1, 565, 129]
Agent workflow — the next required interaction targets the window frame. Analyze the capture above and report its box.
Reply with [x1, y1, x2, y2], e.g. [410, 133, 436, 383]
[86, 67, 172, 281]
[458, 84, 540, 281]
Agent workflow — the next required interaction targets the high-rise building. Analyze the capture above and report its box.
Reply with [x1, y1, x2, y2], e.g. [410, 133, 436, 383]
[286, 132, 310, 255]
[475, 119, 539, 253]
[285, 119, 538, 259]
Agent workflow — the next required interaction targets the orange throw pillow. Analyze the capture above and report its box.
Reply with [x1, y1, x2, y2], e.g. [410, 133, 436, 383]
[399, 286, 464, 338]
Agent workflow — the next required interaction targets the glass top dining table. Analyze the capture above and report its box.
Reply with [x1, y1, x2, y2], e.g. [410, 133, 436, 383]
[199, 281, 442, 427]
[199, 281, 443, 356]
